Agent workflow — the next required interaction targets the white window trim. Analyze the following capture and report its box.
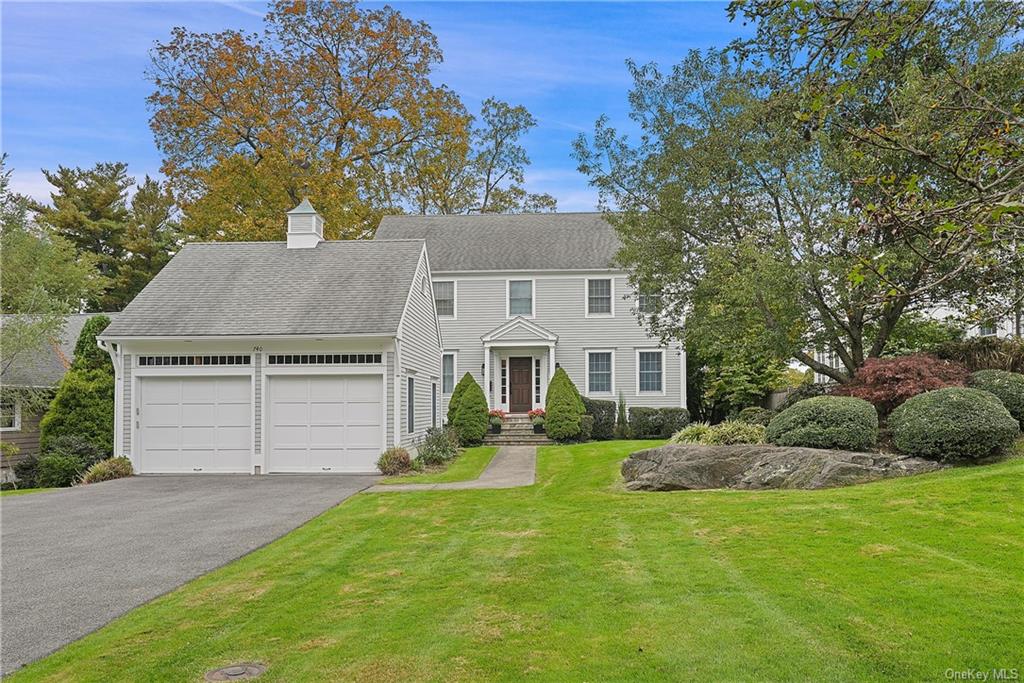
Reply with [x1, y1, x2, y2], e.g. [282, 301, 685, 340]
[407, 376, 415, 434]
[0, 396, 22, 432]
[435, 280, 457, 319]
[506, 278, 535, 319]
[585, 349, 615, 396]
[441, 351, 458, 394]
[584, 277, 615, 318]
[636, 348, 666, 395]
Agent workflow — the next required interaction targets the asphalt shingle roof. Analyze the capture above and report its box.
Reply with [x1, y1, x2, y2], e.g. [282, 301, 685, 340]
[374, 212, 621, 272]
[101, 240, 424, 338]
[1, 313, 117, 387]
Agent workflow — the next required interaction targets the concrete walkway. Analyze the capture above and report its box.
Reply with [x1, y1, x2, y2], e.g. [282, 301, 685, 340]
[369, 445, 536, 492]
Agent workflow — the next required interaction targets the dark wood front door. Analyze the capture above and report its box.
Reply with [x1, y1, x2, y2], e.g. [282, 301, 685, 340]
[509, 357, 533, 413]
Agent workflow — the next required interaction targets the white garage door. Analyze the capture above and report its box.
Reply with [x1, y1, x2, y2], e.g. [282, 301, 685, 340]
[138, 376, 252, 473]
[267, 375, 383, 473]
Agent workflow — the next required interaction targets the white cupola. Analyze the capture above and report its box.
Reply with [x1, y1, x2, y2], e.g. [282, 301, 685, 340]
[286, 197, 324, 249]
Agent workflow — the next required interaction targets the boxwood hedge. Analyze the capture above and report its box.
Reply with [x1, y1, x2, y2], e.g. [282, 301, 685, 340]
[889, 387, 1019, 461]
[766, 396, 878, 451]
[968, 369, 1024, 426]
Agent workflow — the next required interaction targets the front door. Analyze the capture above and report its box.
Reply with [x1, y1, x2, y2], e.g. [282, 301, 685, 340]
[508, 357, 533, 413]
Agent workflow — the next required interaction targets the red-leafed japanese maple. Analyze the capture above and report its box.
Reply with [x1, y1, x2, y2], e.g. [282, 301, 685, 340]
[833, 354, 969, 415]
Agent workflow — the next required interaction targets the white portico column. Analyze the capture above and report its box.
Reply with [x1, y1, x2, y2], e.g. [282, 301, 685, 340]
[483, 343, 491, 409]
[548, 342, 556, 379]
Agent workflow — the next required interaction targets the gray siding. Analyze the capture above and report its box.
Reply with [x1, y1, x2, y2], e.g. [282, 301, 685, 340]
[399, 251, 443, 447]
[437, 273, 683, 416]
[122, 354, 132, 456]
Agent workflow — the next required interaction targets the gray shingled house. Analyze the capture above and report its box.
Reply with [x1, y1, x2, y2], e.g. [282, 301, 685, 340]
[97, 201, 684, 475]
[1, 313, 116, 478]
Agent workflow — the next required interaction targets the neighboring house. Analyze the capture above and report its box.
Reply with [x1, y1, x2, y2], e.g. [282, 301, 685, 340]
[375, 213, 686, 418]
[99, 203, 684, 475]
[0, 313, 116, 478]
[98, 200, 441, 475]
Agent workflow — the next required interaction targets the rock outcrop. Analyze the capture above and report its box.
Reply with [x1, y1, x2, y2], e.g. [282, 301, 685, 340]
[621, 444, 944, 491]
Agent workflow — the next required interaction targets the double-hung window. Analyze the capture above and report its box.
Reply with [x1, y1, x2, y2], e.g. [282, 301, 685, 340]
[432, 383, 438, 428]
[0, 398, 20, 431]
[442, 353, 456, 393]
[435, 281, 455, 317]
[587, 278, 612, 316]
[508, 280, 533, 317]
[637, 350, 664, 393]
[407, 377, 415, 433]
[587, 351, 613, 394]
[638, 289, 660, 314]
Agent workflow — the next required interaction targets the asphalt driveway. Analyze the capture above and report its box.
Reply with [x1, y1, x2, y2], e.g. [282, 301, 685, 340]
[0, 474, 378, 674]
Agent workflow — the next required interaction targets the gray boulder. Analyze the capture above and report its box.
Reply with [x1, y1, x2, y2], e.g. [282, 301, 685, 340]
[621, 444, 944, 491]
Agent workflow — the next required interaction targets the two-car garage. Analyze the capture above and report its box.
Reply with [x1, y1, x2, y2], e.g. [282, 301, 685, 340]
[136, 372, 384, 474]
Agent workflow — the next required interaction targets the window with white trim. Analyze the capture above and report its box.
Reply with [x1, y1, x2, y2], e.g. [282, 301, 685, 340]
[587, 351, 613, 394]
[442, 353, 456, 393]
[434, 281, 455, 317]
[268, 354, 380, 365]
[587, 279, 612, 315]
[535, 358, 542, 404]
[432, 382, 438, 427]
[638, 350, 664, 393]
[407, 377, 415, 433]
[638, 289, 660, 314]
[979, 323, 997, 337]
[508, 280, 533, 316]
[0, 398, 20, 431]
[138, 355, 252, 367]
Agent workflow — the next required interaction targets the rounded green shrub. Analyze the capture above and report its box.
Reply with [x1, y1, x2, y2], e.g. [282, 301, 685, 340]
[659, 407, 690, 437]
[889, 387, 1019, 461]
[81, 456, 133, 484]
[968, 369, 1024, 426]
[36, 454, 86, 488]
[452, 377, 488, 446]
[39, 368, 115, 455]
[43, 435, 108, 467]
[544, 367, 584, 441]
[766, 396, 878, 451]
[376, 447, 412, 475]
[446, 372, 475, 425]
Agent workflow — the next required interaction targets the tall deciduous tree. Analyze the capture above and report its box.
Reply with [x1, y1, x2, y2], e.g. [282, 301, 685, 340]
[401, 97, 557, 214]
[575, 33, 1020, 382]
[148, 0, 469, 240]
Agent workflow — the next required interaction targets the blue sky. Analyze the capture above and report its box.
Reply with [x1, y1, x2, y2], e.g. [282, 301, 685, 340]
[2, 1, 750, 211]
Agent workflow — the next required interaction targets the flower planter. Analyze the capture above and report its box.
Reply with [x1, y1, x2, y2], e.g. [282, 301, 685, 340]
[490, 423, 502, 434]
[533, 424, 545, 434]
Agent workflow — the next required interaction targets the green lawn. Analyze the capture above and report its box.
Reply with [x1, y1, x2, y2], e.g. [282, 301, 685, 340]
[13, 441, 1023, 682]
[0, 487, 55, 497]
[380, 446, 498, 484]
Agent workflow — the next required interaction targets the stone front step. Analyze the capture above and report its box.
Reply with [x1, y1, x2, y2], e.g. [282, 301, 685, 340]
[484, 434, 553, 446]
